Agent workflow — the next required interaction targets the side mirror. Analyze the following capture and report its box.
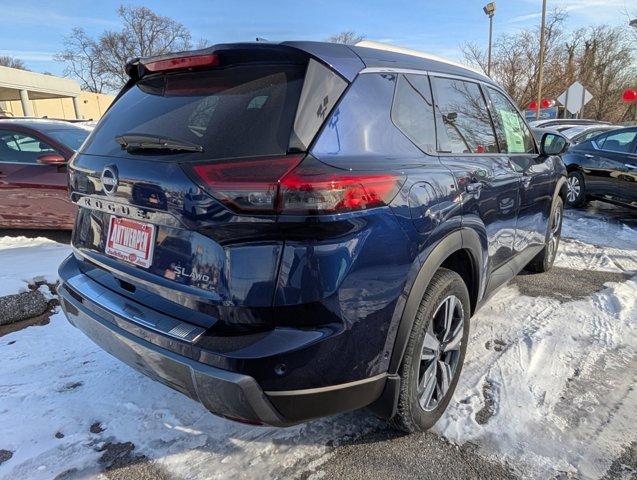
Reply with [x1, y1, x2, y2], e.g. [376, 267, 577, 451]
[37, 153, 66, 165]
[540, 132, 569, 156]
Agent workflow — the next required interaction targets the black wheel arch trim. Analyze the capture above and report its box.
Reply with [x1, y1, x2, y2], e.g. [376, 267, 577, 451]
[388, 228, 483, 376]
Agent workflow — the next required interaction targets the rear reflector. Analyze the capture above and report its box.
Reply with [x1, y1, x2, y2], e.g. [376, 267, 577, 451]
[145, 54, 220, 72]
[185, 156, 403, 215]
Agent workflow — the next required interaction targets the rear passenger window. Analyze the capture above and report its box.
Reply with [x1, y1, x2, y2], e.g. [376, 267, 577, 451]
[431, 77, 497, 154]
[486, 87, 535, 154]
[391, 74, 436, 154]
[596, 130, 637, 153]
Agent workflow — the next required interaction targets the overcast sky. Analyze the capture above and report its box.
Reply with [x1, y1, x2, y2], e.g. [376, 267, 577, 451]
[1, 0, 633, 77]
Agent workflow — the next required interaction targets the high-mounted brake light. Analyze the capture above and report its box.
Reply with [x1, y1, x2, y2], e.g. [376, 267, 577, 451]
[145, 54, 220, 72]
[185, 157, 404, 215]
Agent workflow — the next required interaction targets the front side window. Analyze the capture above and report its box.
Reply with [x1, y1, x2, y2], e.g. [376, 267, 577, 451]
[596, 130, 637, 153]
[431, 77, 498, 154]
[391, 74, 436, 154]
[0, 130, 56, 164]
[486, 87, 536, 154]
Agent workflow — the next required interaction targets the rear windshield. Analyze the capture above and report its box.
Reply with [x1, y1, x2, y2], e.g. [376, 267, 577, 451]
[82, 64, 306, 160]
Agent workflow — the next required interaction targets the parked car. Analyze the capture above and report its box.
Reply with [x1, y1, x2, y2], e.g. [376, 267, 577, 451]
[560, 124, 619, 144]
[58, 41, 568, 432]
[0, 118, 91, 229]
[529, 118, 611, 129]
[561, 126, 637, 208]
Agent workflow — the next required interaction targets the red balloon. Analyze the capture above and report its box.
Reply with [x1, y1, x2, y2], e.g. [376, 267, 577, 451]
[540, 98, 553, 109]
[528, 100, 538, 110]
[623, 89, 637, 103]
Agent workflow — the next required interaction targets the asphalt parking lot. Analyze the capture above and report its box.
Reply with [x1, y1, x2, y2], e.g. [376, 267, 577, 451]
[0, 201, 635, 480]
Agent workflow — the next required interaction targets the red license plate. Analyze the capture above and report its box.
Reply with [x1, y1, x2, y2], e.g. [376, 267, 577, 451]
[105, 216, 156, 268]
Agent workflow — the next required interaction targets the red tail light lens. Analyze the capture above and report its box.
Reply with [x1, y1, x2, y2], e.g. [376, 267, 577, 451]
[145, 54, 220, 72]
[186, 156, 404, 215]
[279, 159, 404, 215]
[187, 155, 303, 214]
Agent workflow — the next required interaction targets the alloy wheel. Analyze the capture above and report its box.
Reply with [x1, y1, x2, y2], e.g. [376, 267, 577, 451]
[566, 175, 580, 203]
[417, 295, 464, 411]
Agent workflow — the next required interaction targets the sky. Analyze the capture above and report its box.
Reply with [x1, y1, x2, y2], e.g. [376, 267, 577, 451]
[1, 0, 634, 79]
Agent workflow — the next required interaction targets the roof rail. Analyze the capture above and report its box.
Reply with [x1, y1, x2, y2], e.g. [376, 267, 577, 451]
[354, 40, 484, 76]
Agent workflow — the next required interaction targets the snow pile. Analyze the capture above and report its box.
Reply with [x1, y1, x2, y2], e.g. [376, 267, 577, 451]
[0, 236, 71, 297]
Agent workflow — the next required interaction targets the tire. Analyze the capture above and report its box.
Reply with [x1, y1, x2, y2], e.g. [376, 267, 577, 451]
[390, 268, 470, 433]
[565, 171, 586, 208]
[525, 197, 563, 273]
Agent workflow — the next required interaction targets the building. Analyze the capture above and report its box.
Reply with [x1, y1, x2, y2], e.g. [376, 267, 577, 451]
[0, 66, 114, 120]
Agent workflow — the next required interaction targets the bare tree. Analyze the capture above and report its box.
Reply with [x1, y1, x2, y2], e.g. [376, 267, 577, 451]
[0, 56, 29, 70]
[461, 11, 636, 122]
[56, 6, 192, 93]
[326, 31, 366, 45]
[55, 28, 106, 93]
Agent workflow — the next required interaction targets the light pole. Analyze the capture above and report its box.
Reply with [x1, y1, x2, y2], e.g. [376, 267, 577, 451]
[536, 0, 548, 120]
[483, 2, 496, 77]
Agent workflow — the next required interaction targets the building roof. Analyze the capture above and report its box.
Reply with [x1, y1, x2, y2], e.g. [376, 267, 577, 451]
[0, 66, 81, 101]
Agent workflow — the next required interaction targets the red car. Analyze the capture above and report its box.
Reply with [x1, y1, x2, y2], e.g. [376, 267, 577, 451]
[0, 118, 91, 229]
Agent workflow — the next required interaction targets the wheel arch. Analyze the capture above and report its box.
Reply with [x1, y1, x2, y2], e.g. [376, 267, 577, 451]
[388, 228, 483, 376]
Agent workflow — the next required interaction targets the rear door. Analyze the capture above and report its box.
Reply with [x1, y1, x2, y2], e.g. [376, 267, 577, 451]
[614, 129, 637, 204]
[431, 75, 521, 293]
[0, 129, 73, 228]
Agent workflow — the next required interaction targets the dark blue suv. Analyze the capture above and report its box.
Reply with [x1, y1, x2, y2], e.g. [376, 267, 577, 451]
[58, 41, 568, 432]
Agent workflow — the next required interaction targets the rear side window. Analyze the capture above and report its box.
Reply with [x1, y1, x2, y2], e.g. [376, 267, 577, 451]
[391, 74, 436, 154]
[486, 87, 535, 154]
[83, 64, 305, 160]
[0, 130, 57, 164]
[596, 130, 637, 153]
[431, 77, 497, 154]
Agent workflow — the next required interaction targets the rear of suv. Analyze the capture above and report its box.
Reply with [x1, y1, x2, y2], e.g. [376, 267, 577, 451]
[58, 41, 567, 431]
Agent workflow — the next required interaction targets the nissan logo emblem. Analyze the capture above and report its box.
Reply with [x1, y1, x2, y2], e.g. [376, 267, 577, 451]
[101, 165, 118, 196]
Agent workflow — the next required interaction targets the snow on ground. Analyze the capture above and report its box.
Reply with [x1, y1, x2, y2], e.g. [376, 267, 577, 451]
[437, 208, 637, 479]
[0, 206, 635, 480]
[0, 236, 71, 296]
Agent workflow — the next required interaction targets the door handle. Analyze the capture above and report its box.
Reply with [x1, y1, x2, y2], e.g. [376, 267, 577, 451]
[625, 164, 637, 170]
[584, 154, 595, 158]
[466, 182, 483, 194]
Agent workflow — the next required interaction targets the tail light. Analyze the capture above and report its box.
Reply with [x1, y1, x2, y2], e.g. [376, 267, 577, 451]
[144, 54, 220, 73]
[185, 156, 404, 215]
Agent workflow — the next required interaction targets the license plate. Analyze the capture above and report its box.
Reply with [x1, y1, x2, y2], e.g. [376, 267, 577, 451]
[105, 216, 156, 268]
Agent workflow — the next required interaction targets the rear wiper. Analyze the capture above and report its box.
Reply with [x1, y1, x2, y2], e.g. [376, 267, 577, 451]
[115, 133, 203, 153]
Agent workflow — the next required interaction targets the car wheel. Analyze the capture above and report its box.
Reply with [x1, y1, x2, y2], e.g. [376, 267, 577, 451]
[390, 268, 470, 433]
[525, 197, 563, 273]
[565, 171, 586, 207]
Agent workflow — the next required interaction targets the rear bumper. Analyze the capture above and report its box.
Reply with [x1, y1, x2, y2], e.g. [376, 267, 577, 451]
[58, 254, 388, 426]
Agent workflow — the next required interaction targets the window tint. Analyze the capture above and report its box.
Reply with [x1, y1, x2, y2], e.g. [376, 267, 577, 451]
[486, 87, 536, 153]
[0, 130, 56, 164]
[432, 77, 497, 154]
[83, 64, 306, 161]
[596, 130, 636, 153]
[391, 74, 436, 154]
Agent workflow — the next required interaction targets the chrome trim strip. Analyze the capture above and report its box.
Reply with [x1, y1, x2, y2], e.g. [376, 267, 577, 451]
[359, 67, 429, 75]
[265, 373, 388, 396]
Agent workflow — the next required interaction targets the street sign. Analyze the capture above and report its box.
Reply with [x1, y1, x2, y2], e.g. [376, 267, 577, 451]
[525, 107, 558, 121]
[557, 81, 593, 115]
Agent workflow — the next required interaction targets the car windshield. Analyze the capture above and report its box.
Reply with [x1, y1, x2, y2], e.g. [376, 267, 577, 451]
[46, 127, 91, 151]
